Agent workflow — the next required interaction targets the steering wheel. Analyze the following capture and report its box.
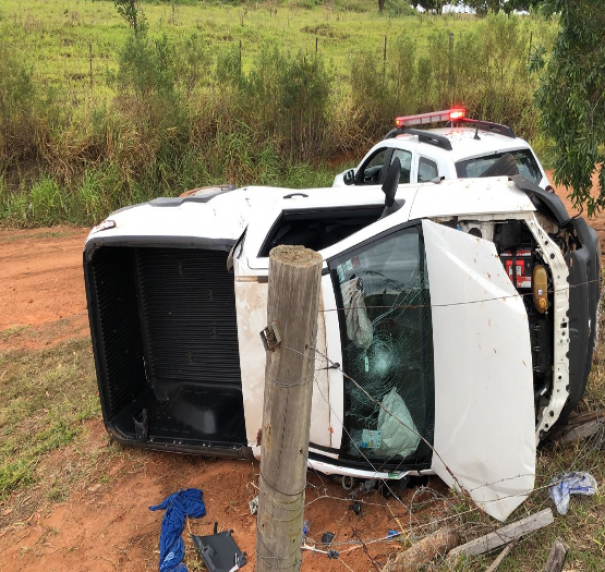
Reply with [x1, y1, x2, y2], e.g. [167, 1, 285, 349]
[362, 166, 382, 184]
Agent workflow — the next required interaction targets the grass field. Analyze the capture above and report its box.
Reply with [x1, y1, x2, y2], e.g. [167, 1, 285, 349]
[0, 339, 99, 501]
[1, 0, 505, 92]
[0, 0, 559, 228]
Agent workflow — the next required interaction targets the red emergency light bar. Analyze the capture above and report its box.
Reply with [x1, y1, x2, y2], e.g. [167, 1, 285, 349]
[395, 108, 466, 128]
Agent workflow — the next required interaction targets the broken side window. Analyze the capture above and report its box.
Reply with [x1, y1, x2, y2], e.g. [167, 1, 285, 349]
[331, 226, 435, 468]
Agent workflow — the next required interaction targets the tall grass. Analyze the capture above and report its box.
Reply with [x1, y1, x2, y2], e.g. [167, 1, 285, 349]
[0, 9, 556, 228]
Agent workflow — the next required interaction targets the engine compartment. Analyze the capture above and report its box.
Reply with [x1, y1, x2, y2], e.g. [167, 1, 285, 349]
[453, 214, 599, 432]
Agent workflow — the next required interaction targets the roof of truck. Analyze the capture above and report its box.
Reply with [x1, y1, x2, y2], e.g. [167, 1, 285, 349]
[393, 127, 533, 162]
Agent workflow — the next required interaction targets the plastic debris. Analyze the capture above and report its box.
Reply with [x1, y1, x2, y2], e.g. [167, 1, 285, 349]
[349, 501, 361, 516]
[191, 529, 246, 572]
[321, 532, 335, 547]
[387, 530, 401, 539]
[327, 548, 340, 559]
[548, 472, 598, 515]
[249, 496, 258, 516]
[302, 519, 311, 537]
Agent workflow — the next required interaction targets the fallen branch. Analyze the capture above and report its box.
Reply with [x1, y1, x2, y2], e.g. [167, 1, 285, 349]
[543, 537, 569, 572]
[381, 527, 460, 572]
[549, 410, 605, 445]
[485, 541, 516, 572]
[448, 509, 554, 560]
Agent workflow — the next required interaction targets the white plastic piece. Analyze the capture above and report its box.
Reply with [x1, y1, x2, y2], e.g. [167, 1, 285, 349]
[376, 388, 421, 459]
[306, 457, 410, 481]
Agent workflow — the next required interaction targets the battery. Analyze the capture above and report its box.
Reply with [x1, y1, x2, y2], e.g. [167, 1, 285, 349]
[500, 248, 533, 289]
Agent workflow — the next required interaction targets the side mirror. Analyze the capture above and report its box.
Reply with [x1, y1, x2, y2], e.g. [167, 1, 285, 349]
[343, 169, 355, 186]
[379, 157, 405, 220]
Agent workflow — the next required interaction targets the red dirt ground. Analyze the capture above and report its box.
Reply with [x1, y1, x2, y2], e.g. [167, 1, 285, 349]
[0, 174, 602, 572]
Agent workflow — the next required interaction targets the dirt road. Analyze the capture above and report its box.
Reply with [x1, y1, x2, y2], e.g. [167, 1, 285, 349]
[0, 228, 90, 351]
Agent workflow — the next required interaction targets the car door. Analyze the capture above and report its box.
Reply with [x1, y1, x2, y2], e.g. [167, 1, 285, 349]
[324, 219, 535, 521]
[355, 146, 391, 185]
[355, 146, 413, 186]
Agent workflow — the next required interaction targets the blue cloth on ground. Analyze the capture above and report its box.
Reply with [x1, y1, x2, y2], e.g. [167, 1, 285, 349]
[150, 488, 206, 572]
[548, 472, 598, 515]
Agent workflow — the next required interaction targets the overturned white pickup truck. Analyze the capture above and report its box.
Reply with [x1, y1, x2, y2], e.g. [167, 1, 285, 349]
[84, 170, 599, 521]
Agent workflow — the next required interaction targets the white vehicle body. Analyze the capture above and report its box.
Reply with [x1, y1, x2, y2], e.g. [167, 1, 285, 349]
[84, 176, 599, 522]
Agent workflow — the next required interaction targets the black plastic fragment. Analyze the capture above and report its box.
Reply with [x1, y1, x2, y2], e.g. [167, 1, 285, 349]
[349, 502, 361, 516]
[321, 532, 335, 547]
[511, 174, 570, 227]
[191, 530, 247, 572]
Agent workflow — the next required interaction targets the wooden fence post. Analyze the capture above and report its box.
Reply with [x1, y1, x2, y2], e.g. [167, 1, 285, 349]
[255, 245, 322, 572]
[88, 42, 93, 88]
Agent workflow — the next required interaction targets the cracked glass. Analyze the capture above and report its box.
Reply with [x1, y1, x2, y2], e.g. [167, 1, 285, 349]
[331, 226, 435, 467]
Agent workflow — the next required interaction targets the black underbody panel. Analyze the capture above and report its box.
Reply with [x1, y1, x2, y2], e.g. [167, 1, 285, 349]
[85, 245, 246, 453]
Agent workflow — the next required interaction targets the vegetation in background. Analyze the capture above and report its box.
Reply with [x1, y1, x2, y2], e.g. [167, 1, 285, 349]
[533, 0, 605, 214]
[0, 0, 558, 227]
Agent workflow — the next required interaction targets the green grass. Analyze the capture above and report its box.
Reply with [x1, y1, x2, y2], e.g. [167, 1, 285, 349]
[0, 339, 99, 500]
[0, 0, 487, 92]
[1, 325, 31, 341]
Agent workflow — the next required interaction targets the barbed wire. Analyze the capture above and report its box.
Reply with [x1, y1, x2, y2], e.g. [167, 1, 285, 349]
[270, 335, 605, 567]
[318, 274, 603, 313]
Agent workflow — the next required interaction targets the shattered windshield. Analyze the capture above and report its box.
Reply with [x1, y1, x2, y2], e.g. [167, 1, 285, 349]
[331, 227, 435, 468]
[455, 149, 542, 184]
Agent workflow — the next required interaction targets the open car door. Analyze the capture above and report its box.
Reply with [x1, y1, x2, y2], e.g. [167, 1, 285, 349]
[423, 219, 535, 521]
[326, 219, 535, 521]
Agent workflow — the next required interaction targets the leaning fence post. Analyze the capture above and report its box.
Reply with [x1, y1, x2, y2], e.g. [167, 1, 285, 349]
[255, 245, 322, 572]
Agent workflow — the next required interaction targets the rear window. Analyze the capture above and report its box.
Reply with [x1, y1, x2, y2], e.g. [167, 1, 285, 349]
[455, 149, 542, 184]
